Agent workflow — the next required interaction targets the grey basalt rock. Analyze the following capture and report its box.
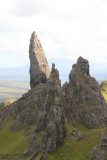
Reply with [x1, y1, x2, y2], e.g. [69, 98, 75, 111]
[29, 64, 66, 155]
[3, 32, 107, 159]
[10, 84, 47, 131]
[65, 56, 107, 128]
[29, 31, 50, 88]
[11, 63, 66, 156]
[91, 130, 107, 160]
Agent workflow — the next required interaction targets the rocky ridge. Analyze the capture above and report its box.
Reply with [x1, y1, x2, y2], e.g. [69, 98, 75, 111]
[64, 56, 107, 128]
[0, 32, 107, 160]
[10, 62, 66, 159]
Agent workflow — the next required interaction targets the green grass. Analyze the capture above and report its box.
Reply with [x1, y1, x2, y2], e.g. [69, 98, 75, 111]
[26, 152, 43, 160]
[48, 124, 105, 160]
[0, 118, 34, 160]
[100, 80, 107, 101]
[26, 131, 45, 160]
[0, 99, 16, 110]
[0, 121, 105, 160]
[0, 80, 106, 160]
[0, 154, 23, 160]
[102, 92, 107, 101]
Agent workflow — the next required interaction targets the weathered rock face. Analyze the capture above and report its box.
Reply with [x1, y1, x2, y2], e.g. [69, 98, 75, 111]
[11, 64, 66, 157]
[29, 32, 50, 88]
[69, 56, 89, 82]
[91, 130, 107, 160]
[10, 84, 46, 131]
[1, 32, 107, 160]
[41, 64, 66, 154]
[28, 64, 66, 155]
[0, 104, 13, 129]
[65, 56, 107, 128]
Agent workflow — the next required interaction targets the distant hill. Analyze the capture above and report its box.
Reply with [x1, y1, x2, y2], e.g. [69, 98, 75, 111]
[0, 61, 106, 84]
[0, 80, 30, 103]
[0, 65, 30, 82]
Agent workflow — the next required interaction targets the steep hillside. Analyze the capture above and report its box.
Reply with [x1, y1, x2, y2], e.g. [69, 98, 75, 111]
[0, 118, 105, 160]
[0, 99, 15, 109]
[100, 80, 107, 101]
[0, 32, 106, 160]
[0, 118, 35, 160]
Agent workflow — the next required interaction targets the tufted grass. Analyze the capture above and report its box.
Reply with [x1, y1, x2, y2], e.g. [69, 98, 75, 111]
[0, 118, 34, 159]
[48, 124, 105, 160]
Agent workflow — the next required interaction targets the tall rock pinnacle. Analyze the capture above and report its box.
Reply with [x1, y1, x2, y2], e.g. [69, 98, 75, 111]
[65, 56, 107, 128]
[29, 31, 50, 88]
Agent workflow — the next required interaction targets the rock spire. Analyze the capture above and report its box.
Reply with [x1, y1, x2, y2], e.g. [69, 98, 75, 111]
[65, 56, 107, 128]
[29, 31, 50, 88]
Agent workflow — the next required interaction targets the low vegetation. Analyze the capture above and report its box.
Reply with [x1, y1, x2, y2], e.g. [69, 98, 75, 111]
[0, 99, 15, 109]
[0, 118, 104, 160]
[0, 118, 34, 160]
[48, 124, 105, 160]
[0, 80, 106, 160]
[100, 80, 107, 101]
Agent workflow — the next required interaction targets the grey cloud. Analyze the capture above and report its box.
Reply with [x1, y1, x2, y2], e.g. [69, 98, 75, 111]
[12, 0, 45, 17]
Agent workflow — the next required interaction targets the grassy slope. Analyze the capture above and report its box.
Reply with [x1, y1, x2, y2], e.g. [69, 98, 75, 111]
[0, 80, 106, 160]
[0, 80, 30, 103]
[47, 81, 107, 160]
[47, 82, 107, 160]
[0, 99, 16, 109]
[100, 80, 107, 101]
[0, 118, 34, 160]
[0, 119, 104, 160]
[48, 124, 104, 160]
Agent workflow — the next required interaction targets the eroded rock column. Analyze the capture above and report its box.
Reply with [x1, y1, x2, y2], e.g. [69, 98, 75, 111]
[29, 31, 50, 88]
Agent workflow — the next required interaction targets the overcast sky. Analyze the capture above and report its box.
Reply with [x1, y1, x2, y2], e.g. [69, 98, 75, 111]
[0, 0, 107, 79]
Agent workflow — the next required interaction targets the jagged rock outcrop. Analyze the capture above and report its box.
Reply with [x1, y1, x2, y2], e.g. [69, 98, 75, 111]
[11, 63, 66, 158]
[29, 32, 50, 88]
[42, 63, 66, 154]
[64, 56, 107, 128]
[27, 64, 66, 156]
[91, 129, 107, 160]
[1, 32, 107, 160]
